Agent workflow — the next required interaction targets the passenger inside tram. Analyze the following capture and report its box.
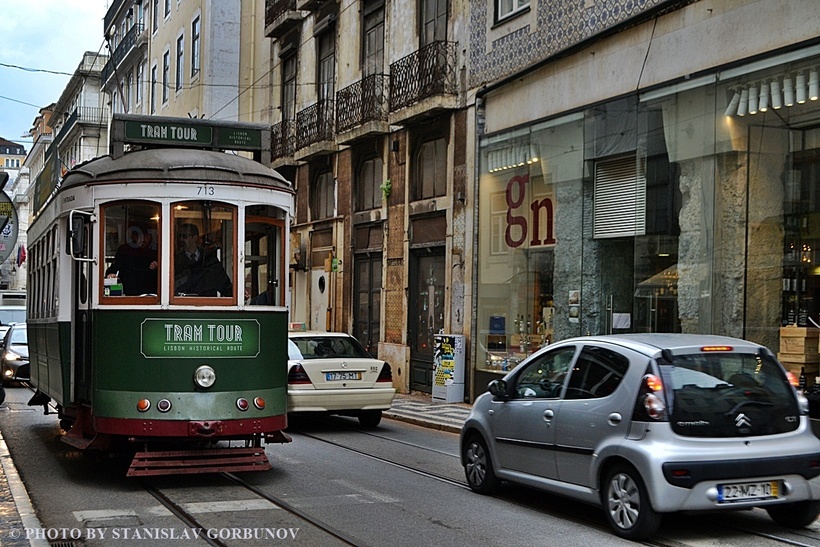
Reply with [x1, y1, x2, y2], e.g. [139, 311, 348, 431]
[174, 223, 233, 297]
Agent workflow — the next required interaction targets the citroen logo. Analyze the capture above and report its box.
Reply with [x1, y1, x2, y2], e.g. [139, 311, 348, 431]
[341, 361, 347, 368]
[735, 413, 751, 428]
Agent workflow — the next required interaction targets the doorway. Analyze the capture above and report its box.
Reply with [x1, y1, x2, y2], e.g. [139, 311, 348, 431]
[409, 249, 445, 392]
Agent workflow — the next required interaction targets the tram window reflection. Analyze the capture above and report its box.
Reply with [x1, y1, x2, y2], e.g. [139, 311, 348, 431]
[102, 202, 160, 298]
[172, 201, 235, 299]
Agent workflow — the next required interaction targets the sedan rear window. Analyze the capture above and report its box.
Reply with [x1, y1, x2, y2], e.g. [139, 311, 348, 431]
[661, 351, 799, 437]
[290, 336, 371, 359]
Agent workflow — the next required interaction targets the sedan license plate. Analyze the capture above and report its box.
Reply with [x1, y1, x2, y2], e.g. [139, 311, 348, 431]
[717, 480, 779, 503]
[325, 371, 362, 381]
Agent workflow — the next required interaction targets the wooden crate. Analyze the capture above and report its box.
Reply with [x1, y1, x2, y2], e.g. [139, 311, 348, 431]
[778, 352, 819, 364]
[780, 327, 820, 363]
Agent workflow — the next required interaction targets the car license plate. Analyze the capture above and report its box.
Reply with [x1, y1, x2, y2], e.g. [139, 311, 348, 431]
[717, 480, 779, 503]
[325, 371, 361, 381]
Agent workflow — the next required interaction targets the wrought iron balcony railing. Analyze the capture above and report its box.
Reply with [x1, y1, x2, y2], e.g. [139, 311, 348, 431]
[272, 120, 297, 159]
[336, 74, 389, 134]
[389, 41, 457, 112]
[55, 107, 109, 144]
[101, 22, 145, 84]
[296, 100, 335, 150]
[265, 0, 302, 37]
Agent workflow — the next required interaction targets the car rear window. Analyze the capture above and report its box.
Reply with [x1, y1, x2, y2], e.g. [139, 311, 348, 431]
[661, 351, 800, 437]
[290, 336, 371, 359]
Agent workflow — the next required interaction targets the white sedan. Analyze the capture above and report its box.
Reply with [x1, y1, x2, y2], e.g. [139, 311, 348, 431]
[287, 331, 396, 427]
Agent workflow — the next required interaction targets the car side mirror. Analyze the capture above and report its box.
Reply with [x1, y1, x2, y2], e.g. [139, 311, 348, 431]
[488, 379, 510, 399]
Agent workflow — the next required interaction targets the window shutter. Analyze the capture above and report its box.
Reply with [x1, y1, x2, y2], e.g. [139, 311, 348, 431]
[593, 155, 646, 238]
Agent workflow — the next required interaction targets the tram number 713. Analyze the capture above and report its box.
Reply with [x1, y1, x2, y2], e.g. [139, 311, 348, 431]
[197, 185, 215, 196]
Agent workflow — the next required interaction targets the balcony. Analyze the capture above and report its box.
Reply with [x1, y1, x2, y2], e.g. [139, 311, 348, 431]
[271, 120, 297, 168]
[54, 107, 109, 145]
[296, 0, 325, 10]
[389, 41, 458, 126]
[101, 23, 147, 85]
[295, 100, 337, 160]
[265, 0, 303, 39]
[336, 74, 390, 144]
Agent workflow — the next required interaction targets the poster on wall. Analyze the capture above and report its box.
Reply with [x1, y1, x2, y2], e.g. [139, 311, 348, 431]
[568, 290, 580, 323]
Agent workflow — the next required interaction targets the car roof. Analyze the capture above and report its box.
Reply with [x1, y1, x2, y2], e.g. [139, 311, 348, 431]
[556, 333, 762, 357]
[287, 331, 353, 338]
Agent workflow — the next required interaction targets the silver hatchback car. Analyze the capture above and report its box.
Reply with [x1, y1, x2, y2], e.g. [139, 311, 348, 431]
[460, 333, 820, 540]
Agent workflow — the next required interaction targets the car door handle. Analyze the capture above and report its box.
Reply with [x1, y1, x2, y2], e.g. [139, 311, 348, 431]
[608, 412, 622, 425]
[543, 409, 554, 423]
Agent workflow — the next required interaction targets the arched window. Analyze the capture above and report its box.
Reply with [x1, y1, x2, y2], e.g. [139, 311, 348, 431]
[357, 156, 383, 211]
[413, 137, 447, 200]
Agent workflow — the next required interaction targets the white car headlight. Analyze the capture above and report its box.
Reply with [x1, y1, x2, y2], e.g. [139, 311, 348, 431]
[3, 351, 20, 362]
[194, 365, 216, 388]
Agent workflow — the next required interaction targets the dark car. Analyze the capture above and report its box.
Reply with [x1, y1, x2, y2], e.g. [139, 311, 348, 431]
[1, 323, 29, 385]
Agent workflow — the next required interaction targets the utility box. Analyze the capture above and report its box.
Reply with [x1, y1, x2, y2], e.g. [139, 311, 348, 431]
[432, 334, 465, 403]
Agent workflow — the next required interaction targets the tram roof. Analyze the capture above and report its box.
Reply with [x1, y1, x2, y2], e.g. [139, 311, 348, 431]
[60, 148, 292, 192]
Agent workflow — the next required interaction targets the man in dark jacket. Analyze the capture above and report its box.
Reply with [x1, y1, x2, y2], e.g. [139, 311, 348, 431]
[174, 223, 232, 297]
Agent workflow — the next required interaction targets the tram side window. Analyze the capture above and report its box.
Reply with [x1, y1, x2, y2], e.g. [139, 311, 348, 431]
[172, 201, 235, 299]
[102, 202, 161, 299]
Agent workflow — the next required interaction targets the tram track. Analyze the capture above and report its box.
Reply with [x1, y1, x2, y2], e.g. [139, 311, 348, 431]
[293, 422, 820, 547]
[141, 473, 364, 547]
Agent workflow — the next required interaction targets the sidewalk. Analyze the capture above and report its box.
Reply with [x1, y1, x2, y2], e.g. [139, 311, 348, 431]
[383, 392, 471, 434]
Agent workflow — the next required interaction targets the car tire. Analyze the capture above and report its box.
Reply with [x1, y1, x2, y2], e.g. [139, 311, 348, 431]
[463, 435, 499, 494]
[0, 384, 4, 405]
[602, 464, 661, 541]
[766, 500, 820, 528]
[358, 410, 382, 428]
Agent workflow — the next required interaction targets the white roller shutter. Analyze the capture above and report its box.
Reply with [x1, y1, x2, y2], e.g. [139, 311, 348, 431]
[593, 155, 646, 238]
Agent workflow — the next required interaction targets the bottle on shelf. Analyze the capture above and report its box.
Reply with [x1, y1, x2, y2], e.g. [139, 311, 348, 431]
[799, 367, 807, 392]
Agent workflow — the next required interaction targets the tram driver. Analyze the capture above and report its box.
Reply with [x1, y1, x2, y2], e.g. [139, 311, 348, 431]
[174, 223, 233, 297]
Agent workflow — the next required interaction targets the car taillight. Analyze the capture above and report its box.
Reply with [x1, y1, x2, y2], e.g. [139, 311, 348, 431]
[633, 373, 668, 422]
[377, 363, 393, 383]
[288, 364, 311, 384]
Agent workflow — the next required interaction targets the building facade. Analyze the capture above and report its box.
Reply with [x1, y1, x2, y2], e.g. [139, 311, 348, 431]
[264, 0, 470, 394]
[467, 0, 820, 397]
[101, 0, 255, 122]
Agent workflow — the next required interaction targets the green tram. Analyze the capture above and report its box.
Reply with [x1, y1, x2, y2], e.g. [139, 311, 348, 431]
[26, 115, 294, 475]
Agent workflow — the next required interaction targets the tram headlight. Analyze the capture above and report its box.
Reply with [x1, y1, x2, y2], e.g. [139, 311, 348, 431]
[194, 365, 216, 388]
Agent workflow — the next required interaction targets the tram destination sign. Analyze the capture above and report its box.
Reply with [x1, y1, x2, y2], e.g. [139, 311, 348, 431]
[140, 318, 261, 358]
[112, 114, 269, 158]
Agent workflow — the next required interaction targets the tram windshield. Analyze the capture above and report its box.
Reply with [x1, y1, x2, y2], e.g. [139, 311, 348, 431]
[102, 202, 160, 299]
[172, 201, 235, 300]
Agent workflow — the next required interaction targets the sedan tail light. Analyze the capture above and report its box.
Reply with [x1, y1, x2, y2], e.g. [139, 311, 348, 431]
[288, 364, 311, 385]
[376, 363, 393, 383]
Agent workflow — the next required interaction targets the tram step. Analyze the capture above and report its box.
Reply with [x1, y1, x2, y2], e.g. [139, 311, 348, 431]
[127, 447, 272, 477]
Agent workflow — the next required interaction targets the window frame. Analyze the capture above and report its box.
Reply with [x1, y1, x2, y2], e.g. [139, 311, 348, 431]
[495, 0, 529, 24]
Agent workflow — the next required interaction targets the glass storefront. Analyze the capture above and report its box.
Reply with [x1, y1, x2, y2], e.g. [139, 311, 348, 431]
[475, 46, 820, 391]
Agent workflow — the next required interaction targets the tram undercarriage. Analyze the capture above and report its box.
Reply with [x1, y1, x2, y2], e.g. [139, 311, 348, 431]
[35, 396, 291, 476]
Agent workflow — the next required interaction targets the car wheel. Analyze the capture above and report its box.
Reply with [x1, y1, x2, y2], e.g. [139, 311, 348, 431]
[766, 500, 820, 528]
[358, 410, 382, 428]
[602, 464, 661, 541]
[463, 435, 499, 494]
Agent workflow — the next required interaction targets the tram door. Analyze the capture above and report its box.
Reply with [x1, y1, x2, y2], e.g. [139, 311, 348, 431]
[408, 249, 445, 392]
[244, 212, 286, 306]
[73, 220, 94, 403]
